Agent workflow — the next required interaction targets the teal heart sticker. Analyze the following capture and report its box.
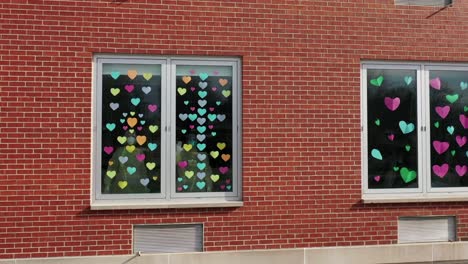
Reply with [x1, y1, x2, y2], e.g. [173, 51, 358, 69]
[131, 98, 141, 106]
[460, 81, 468, 90]
[198, 91, 207, 98]
[127, 167, 137, 175]
[184, 100, 189, 105]
[404, 76, 413, 85]
[148, 143, 158, 151]
[197, 163, 206, 170]
[188, 114, 197, 121]
[208, 114, 217, 122]
[110, 71, 120, 80]
[196, 181, 206, 189]
[447, 126, 455, 135]
[197, 126, 207, 133]
[399, 121, 415, 134]
[181, 129, 187, 134]
[197, 143, 206, 151]
[177, 177, 183, 182]
[371, 149, 383, 160]
[199, 73, 209, 81]
[393, 166, 400, 172]
[211, 132, 217, 136]
[106, 123, 116, 131]
[197, 108, 207, 116]
[370, 76, 384, 87]
[216, 101, 221, 106]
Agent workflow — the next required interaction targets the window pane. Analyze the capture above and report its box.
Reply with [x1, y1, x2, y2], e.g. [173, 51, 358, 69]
[367, 69, 418, 189]
[101, 64, 162, 194]
[175, 65, 233, 192]
[430, 70, 468, 187]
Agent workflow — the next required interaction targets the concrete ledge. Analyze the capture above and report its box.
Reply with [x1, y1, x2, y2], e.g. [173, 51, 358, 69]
[3, 242, 468, 264]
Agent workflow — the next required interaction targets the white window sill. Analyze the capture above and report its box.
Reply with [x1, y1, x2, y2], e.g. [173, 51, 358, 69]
[91, 199, 243, 210]
[362, 193, 468, 203]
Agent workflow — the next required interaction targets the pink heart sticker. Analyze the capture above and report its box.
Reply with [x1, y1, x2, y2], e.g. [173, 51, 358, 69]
[212, 87, 217, 91]
[136, 153, 146, 162]
[191, 87, 196, 91]
[456, 165, 467, 176]
[387, 134, 395, 141]
[178, 160, 188, 168]
[208, 125, 214, 129]
[433, 163, 449, 178]
[226, 179, 231, 184]
[433, 141, 449, 155]
[374, 175, 381, 182]
[430, 77, 441, 90]
[104, 146, 114, 155]
[177, 187, 183, 192]
[137, 126, 143, 131]
[148, 104, 158, 112]
[125, 84, 135, 93]
[209, 107, 215, 112]
[456, 135, 467, 147]
[190, 107, 196, 111]
[219, 166, 229, 174]
[384, 97, 400, 111]
[123, 126, 128, 131]
[460, 114, 468, 129]
[220, 185, 226, 190]
[435, 106, 450, 119]
[189, 125, 195, 129]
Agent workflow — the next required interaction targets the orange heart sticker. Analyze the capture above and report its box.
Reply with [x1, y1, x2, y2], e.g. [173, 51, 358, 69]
[221, 154, 231, 162]
[127, 117, 138, 128]
[108, 160, 114, 166]
[182, 76, 191, 84]
[127, 70, 137, 80]
[136, 135, 147, 145]
[218, 78, 228, 86]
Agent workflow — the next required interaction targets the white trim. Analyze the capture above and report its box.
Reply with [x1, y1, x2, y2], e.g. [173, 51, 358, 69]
[91, 55, 243, 209]
[361, 62, 468, 202]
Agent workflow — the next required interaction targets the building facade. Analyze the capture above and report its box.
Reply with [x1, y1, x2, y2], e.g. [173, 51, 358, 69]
[1, 0, 468, 262]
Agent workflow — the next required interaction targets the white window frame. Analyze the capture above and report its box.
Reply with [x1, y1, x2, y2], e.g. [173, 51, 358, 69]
[362, 61, 468, 203]
[91, 55, 243, 209]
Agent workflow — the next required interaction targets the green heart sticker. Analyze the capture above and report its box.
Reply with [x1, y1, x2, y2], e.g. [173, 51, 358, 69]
[370, 76, 384, 87]
[400, 167, 417, 183]
[405, 145, 411, 152]
[211, 132, 217, 136]
[181, 129, 187, 134]
[393, 166, 400, 172]
[464, 106, 468, 112]
[446, 94, 459, 104]
[434, 121, 440, 128]
[451, 150, 456, 156]
[375, 119, 381, 126]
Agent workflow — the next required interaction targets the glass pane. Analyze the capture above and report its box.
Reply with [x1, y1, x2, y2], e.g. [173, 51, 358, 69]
[175, 65, 233, 192]
[101, 64, 162, 194]
[430, 70, 468, 187]
[367, 69, 418, 189]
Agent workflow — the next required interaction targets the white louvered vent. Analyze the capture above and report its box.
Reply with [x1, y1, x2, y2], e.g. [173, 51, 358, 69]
[134, 224, 203, 253]
[398, 216, 456, 244]
[395, 0, 452, 6]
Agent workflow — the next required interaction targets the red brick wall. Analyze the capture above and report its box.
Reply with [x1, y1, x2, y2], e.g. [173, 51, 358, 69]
[1, 0, 468, 259]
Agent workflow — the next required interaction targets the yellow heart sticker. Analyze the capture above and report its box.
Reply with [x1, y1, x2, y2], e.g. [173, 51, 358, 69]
[221, 154, 231, 162]
[177, 87, 187, 95]
[129, 129, 135, 134]
[130, 111, 136, 116]
[110, 88, 120, 96]
[185, 171, 194, 178]
[117, 136, 127, 144]
[210, 174, 220, 182]
[217, 142, 226, 150]
[210, 151, 219, 159]
[126, 145, 135, 153]
[152, 176, 158, 181]
[127, 70, 137, 80]
[182, 76, 191, 84]
[222, 90, 231, 98]
[183, 144, 192, 151]
[149, 125, 158, 133]
[118, 181, 128, 189]
[136, 135, 147, 145]
[143, 73, 153, 80]
[218, 78, 228, 87]
[106, 171, 116, 179]
[146, 162, 156, 170]
[127, 117, 138, 128]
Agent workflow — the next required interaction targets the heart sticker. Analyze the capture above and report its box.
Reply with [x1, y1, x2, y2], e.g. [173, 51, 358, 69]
[104, 146, 114, 155]
[219, 78, 228, 86]
[106, 123, 116, 131]
[374, 175, 381, 182]
[143, 73, 152, 80]
[384, 97, 400, 111]
[178, 160, 188, 169]
[432, 164, 449, 178]
[148, 104, 158, 112]
[177, 87, 187, 95]
[127, 70, 137, 80]
[222, 90, 231, 98]
[217, 142, 226, 150]
[125, 84, 135, 93]
[404, 76, 413, 85]
[375, 119, 380, 126]
[183, 144, 193, 152]
[146, 162, 156, 170]
[185, 171, 194, 178]
[131, 98, 141, 106]
[433, 141, 449, 155]
[198, 91, 207, 98]
[118, 156, 128, 164]
[197, 143, 206, 151]
[446, 94, 459, 104]
[126, 145, 135, 153]
[456, 165, 467, 176]
[149, 125, 158, 133]
[210, 174, 220, 182]
[136, 135, 146, 145]
[221, 154, 231, 162]
[459, 114, 468, 129]
[109, 102, 119, 111]
[210, 151, 219, 159]
[118, 181, 128, 189]
[199, 82, 208, 89]
[435, 106, 450, 119]
[110, 72, 120, 80]
[142, 86, 151, 94]
[197, 153, 207, 161]
[434, 121, 440, 128]
[399, 121, 415, 134]
[127, 166, 137, 175]
[370, 76, 384, 87]
[197, 172, 206, 180]
[199, 73, 209, 81]
[127, 117, 138, 128]
[148, 143, 158, 151]
[117, 136, 127, 144]
[405, 145, 411, 152]
[387, 134, 395, 141]
[456, 135, 467, 147]
[219, 167, 229, 174]
[461, 81, 468, 90]
[110, 88, 120, 96]
[196, 181, 206, 189]
[106, 171, 116, 179]
[182, 76, 192, 84]
[140, 178, 150, 186]
[430, 77, 441, 90]
[400, 167, 417, 183]
[447, 126, 455, 135]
